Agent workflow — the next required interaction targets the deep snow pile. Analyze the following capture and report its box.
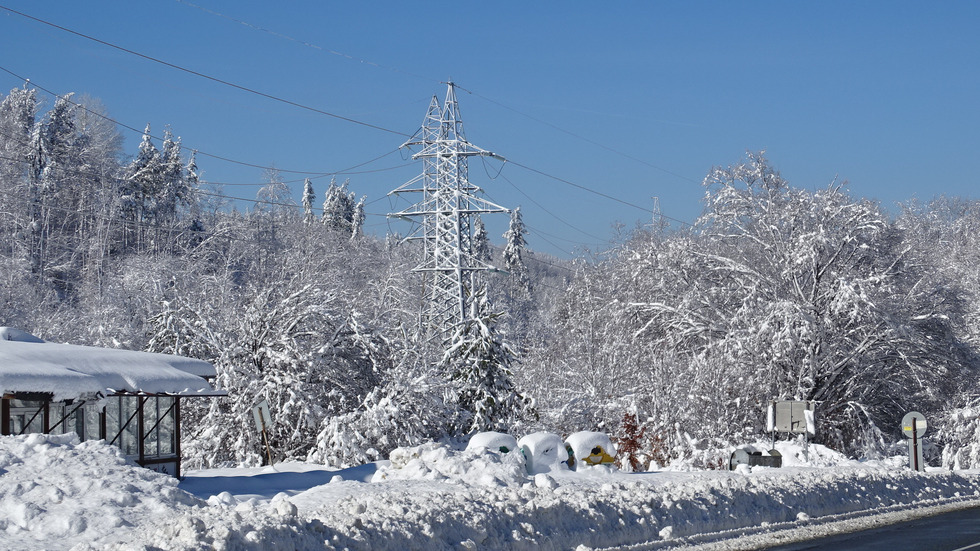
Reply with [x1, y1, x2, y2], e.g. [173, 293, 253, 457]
[0, 434, 327, 550]
[3, 434, 980, 550]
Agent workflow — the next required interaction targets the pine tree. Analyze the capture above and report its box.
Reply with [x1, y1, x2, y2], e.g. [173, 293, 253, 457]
[302, 178, 316, 224]
[158, 127, 188, 226]
[321, 177, 365, 239]
[351, 196, 366, 240]
[321, 177, 357, 235]
[473, 215, 492, 264]
[439, 292, 534, 434]
[180, 150, 206, 250]
[503, 206, 532, 296]
[122, 125, 164, 250]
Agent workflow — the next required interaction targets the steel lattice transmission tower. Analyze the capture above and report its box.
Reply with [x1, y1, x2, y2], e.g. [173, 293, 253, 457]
[388, 81, 508, 341]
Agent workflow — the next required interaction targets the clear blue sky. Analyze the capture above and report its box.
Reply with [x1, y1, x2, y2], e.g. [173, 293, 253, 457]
[1, 1, 977, 258]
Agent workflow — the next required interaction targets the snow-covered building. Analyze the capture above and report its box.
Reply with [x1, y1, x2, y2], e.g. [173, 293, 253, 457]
[0, 328, 223, 477]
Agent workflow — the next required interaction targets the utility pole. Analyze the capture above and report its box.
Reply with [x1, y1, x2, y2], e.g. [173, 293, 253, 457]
[388, 81, 509, 342]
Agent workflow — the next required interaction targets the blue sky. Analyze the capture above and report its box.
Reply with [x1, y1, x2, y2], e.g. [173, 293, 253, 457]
[1, 2, 977, 258]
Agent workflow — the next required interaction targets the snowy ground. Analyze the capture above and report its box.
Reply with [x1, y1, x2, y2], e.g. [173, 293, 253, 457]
[2, 434, 980, 550]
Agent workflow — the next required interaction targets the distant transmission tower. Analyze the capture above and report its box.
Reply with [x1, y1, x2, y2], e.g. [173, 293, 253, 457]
[388, 81, 509, 341]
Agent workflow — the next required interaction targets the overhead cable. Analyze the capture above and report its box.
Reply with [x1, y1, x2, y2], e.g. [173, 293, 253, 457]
[0, 64, 407, 179]
[0, 4, 412, 138]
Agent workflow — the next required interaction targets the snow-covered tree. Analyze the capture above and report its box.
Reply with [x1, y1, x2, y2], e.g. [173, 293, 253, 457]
[438, 292, 534, 435]
[301, 178, 316, 224]
[254, 167, 294, 217]
[157, 126, 191, 227]
[625, 152, 974, 455]
[321, 177, 359, 237]
[502, 206, 532, 296]
[351, 195, 366, 240]
[473, 215, 492, 264]
[121, 125, 164, 251]
[308, 361, 458, 467]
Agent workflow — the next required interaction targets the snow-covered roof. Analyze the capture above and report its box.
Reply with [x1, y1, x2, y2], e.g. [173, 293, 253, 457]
[0, 328, 221, 401]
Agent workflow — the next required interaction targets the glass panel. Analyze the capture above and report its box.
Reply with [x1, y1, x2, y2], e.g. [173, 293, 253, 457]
[143, 397, 159, 457]
[141, 397, 176, 459]
[106, 396, 140, 457]
[8, 400, 46, 435]
[84, 403, 103, 441]
[47, 402, 67, 435]
[105, 397, 120, 442]
[120, 397, 139, 457]
[159, 397, 175, 456]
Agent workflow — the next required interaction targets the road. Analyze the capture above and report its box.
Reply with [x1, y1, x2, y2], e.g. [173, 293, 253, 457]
[763, 506, 980, 551]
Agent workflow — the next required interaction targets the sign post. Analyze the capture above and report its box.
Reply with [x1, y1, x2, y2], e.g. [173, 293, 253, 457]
[901, 411, 927, 472]
[251, 399, 274, 466]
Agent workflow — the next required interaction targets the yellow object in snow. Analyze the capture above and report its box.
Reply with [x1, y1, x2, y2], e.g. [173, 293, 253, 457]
[565, 431, 618, 470]
[581, 445, 616, 466]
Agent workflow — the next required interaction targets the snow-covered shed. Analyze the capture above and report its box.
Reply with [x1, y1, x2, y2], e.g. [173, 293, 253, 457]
[0, 328, 223, 477]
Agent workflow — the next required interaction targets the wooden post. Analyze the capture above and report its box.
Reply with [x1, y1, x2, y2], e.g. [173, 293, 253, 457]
[912, 416, 920, 472]
[258, 408, 274, 466]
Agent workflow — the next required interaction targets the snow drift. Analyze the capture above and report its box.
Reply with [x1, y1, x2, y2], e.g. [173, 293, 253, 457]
[4, 434, 980, 550]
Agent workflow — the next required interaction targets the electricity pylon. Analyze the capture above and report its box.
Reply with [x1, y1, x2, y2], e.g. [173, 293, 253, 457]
[388, 81, 508, 341]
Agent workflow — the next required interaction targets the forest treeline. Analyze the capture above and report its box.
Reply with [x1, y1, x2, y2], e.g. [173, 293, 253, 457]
[4, 86, 980, 470]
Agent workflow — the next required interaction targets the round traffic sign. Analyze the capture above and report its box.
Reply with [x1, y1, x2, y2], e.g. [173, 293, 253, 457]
[901, 411, 927, 438]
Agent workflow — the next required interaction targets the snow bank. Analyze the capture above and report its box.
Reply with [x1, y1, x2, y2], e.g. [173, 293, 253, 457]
[373, 442, 528, 487]
[0, 434, 332, 550]
[300, 444, 980, 550]
[6, 434, 980, 550]
[0, 433, 199, 550]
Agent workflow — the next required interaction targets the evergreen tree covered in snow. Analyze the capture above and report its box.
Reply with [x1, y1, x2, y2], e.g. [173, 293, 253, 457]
[122, 125, 163, 226]
[473, 215, 492, 264]
[351, 195, 365, 240]
[438, 293, 534, 435]
[321, 177, 359, 237]
[302, 178, 316, 224]
[502, 207, 532, 296]
[157, 127, 190, 227]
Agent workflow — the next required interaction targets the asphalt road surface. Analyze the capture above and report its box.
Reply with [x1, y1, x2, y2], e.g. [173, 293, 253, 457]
[762, 506, 980, 551]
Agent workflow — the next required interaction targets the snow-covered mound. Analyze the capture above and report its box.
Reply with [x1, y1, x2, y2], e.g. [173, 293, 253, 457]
[518, 431, 569, 475]
[565, 431, 617, 470]
[6, 434, 980, 550]
[0, 434, 332, 550]
[372, 442, 527, 487]
[0, 433, 199, 549]
[665, 440, 854, 472]
[465, 431, 519, 454]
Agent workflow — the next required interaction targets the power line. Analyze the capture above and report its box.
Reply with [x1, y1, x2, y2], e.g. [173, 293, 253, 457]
[0, 4, 412, 139]
[1, 5, 696, 237]
[456, 85, 700, 185]
[480, 157, 608, 243]
[169, 1, 697, 190]
[0, 64, 408, 180]
[174, 0, 436, 85]
[504, 158, 694, 228]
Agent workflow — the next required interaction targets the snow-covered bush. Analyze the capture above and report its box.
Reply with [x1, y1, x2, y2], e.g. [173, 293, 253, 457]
[939, 405, 980, 469]
[307, 363, 459, 467]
